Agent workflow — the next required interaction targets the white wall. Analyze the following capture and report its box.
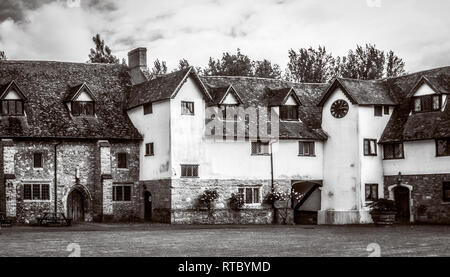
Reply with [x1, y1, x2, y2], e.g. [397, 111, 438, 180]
[75, 90, 94, 101]
[358, 105, 392, 209]
[321, 88, 360, 211]
[383, 140, 450, 175]
[3, 90, 21, 100]
[127, 100, 171, 180]
[414, 83, 436, 96]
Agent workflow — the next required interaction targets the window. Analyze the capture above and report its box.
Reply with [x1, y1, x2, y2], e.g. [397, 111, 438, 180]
[144, 102, 153, 115]
[238, 187, 260, 204]
[1, 100, 24, 116]
[383, 143, 404, 159]
[365, 184, 379, 201]
[113, 185, 131, 201]
[145, 143, 154, 156]
[436, 139, 450, 157]
[364, 139, 378, 156]
[413, 95, 441, 113]
[117, 153, 128, 168]
[384, 106, 390, 115]
[33, 153, 43, 168]
[443, 182, 450, 202]
[374, 105, 382, 117]
[181, 165, 199, 178]
[280, 106, 298, 121]
[23, 184, 50, 201]
[72, 101, 95, 116]
[181, 101, 194, 115]
[299, 141, 315, 156]
[433, 95, 441, 111]
[251, 141, 270, 155]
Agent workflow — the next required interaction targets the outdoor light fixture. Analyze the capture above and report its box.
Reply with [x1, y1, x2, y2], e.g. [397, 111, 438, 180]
[397, 172, 403, 185]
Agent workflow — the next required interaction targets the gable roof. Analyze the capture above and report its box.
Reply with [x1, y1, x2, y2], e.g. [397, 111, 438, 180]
[208, 84, 243, 105]
[268, 87, 301, 106]
[64, 83, 97, 102]
[379, 66, 450, 143]
[0, 80, 27, 100]
[128, 67, 212, 109]
[407, 75, 450, 97]
[0, 60, 141, 140]
[318, 78, 396, 107]
[200, 76, 329, 141]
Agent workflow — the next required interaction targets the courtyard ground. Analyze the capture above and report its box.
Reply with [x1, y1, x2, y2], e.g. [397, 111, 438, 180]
[0, 223, 449, 257]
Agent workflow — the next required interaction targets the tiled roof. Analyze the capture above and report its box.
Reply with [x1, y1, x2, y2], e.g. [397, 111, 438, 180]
[207, 85, 243, 105]
[268, 87, 301, 106]
[128, 67, 211, 109]
[318, 78, 396, 106]
[200, 76, 329, 140]
[0, 60, 142, 140]
[379, 66, 450, 143]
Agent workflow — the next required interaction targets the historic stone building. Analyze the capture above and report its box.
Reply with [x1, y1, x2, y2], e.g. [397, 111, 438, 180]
[1, 47, 449, 225]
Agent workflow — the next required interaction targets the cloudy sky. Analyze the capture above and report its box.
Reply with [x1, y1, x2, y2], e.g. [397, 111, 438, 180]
[0, 0, 449, 73]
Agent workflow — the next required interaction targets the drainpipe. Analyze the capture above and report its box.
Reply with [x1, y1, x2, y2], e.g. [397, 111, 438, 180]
[270, 141, 277, 224]
[54, 141, 62, 213]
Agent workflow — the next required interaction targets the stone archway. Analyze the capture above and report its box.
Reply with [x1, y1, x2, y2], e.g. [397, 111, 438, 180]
[388, 184, 414, 223]
[63, 185, 93, 222]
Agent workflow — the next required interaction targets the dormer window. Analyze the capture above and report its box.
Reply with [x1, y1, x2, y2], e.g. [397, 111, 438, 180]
[280, 105, 298, 121]
[0, 81, 26, 116]
[269, 87, 301, 121]
[65, 83, 97, 117]
[413, 95, 441, 113]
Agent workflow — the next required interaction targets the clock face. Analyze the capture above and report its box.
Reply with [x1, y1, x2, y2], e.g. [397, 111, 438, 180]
[330, 99, 349, 118]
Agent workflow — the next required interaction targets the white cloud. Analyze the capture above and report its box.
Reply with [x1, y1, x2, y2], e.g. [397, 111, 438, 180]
[0, 0, 449, 73]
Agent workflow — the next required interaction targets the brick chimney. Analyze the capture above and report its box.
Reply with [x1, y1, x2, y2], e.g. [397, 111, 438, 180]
[128, 47, 149, 85]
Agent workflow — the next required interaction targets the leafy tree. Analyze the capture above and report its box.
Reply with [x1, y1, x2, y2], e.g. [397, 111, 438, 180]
[385, 50, 406, 78]
[203, 49, 253, 76]
[152, 59, 168, 75]
[338, 44, 386, 80]
[253, 59, 282, 79]
[178, 59, 191, 70]
[0, 51, 6, 61]
[88, 34, 119, 64]
[286, 46, 335, 83]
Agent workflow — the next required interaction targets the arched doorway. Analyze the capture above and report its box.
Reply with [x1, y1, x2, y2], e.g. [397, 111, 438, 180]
[394, 186, 410, 223]
[144, 191, 152, 221]
[67, 189, 85, 222]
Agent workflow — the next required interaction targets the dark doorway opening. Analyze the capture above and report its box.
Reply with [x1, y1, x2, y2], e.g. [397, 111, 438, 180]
[144, 191, 152, 221]
[292, 182, 321, 225]
[67, 189, 84, 222]
[394, 186, 410, 223]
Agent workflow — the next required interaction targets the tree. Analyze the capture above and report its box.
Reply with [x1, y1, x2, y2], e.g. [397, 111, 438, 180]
[178, 59, 191, 70]
[0, 51, 6, 61]
[152, 59, 168, 75]
[88, 34, 119, 64]
[338, 44, 386, 80]
[253, 59, 282, 79]
[385, 50, 406, 78]
[286, 46, 335, 83]
[203, 49, 253, 76]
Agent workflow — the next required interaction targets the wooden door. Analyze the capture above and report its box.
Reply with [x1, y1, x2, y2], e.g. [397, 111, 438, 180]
[144, 191, 152, 221]
[67, 190, 84, 222]
[394, 186, 410, 223]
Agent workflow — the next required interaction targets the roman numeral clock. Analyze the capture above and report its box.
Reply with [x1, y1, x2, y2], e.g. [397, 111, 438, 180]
[330, 99, 349, 118]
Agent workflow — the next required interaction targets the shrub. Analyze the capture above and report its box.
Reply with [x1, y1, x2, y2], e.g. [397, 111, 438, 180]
[229, 192, 244, 211]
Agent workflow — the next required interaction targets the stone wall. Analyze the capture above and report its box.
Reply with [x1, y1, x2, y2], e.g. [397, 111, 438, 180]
[170, 178, 292, 224]
[141, 179, 172, 223]
[1, 139, 141, 223]
[384, 173, 450, 224]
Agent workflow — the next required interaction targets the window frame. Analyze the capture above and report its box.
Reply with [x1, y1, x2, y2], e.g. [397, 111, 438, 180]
[412, 95, 441, 113]
[180, 164, 199, 178]
[365, 184, 379, 202]
[181, 101, 195, 115]
[23, 183, 50, 201]
[145, 143, 154, 156]
[384, 105, 390, 115]
[364, 139, 378, 156]
[374, 105, 383, 117]
[383, 143, 404, 160]
[71, 101, 95, 116]
[113, 185, 132, 202]
[298, 141, 315, 157]
[436, 138, 450, 157]
[1, 99, 24, 116]
[238, 187, 261, 205]
[279, 105, 298, 121]
[33, 152, 44, 169]
[117, 152, 128, 169]
[251, 141, 270, 156]
[143, 102, 153, 115]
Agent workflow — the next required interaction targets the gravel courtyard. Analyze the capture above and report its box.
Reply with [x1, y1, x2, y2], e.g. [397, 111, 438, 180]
[0, 223, 449, 257]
